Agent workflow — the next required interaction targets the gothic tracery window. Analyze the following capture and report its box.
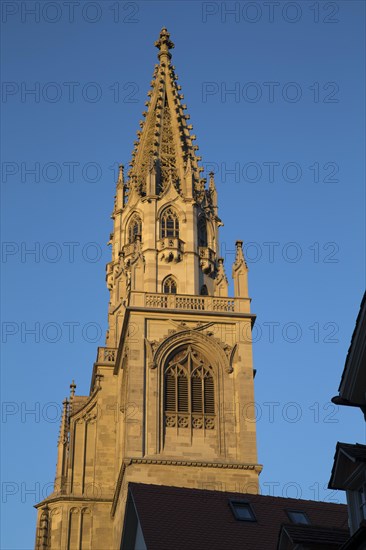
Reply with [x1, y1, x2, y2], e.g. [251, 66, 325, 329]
[162, 276, 177, 294]
[161, 208, 179, 238]
[127, 214, 142, 243]
[164, 347, 215, 429]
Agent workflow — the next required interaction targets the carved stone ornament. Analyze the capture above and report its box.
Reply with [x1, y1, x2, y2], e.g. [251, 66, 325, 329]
[146, 326, 235, 374]
[124, 237, 145, 270]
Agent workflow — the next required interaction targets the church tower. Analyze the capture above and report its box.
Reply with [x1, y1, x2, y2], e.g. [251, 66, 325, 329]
[35, 29, 262, 550]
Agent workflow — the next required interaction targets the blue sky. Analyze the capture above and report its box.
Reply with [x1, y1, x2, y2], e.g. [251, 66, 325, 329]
[1, 1, 365, 548]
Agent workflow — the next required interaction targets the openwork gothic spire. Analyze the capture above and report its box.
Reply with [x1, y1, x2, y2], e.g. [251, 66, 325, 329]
[127, 28, 205, 202]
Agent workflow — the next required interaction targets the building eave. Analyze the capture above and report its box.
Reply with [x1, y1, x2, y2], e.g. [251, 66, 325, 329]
[335, 292, 366, 406]
[329, 442, 366, 490]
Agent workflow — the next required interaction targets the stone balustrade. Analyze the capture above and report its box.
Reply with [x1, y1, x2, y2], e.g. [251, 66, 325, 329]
[129, 292, 250, 314]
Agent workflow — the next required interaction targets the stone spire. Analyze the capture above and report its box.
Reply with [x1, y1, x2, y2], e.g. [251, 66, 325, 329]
[127, 28, 204, 201]
[232, 240, 249, 298]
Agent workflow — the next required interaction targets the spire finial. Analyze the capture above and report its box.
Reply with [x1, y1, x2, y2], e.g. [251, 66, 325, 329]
[155, 27, 174, 61]
[236, 240, 244, 251]
[70, 380, 76, 398]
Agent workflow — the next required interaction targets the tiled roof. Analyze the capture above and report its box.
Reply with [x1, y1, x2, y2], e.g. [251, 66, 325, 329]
[128, 483, 348, 550]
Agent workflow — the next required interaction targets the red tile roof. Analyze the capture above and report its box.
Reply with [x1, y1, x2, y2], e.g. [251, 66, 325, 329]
[128, 483, 348, 550]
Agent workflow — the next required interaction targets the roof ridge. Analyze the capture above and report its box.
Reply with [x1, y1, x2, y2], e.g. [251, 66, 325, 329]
[128, 482, 347, 507]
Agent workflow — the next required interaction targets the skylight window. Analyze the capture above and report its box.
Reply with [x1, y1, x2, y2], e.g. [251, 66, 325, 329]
[286, 510, 310, 525]
[229, 500, 256, 522]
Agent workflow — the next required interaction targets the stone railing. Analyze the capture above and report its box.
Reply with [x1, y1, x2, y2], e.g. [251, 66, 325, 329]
[96, 347, 117, 364]
[129, 292, 250, 314]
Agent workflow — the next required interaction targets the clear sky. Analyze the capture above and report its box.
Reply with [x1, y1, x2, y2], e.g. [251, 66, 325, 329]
[1, 1, 365, 548]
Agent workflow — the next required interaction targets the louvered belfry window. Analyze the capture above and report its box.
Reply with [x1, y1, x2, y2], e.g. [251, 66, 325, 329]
[164, 346, 215, 429]
[165, 366, 188, 412]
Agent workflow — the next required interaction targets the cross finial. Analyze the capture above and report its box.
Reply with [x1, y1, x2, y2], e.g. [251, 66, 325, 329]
[155, 27, 174, 60]
[70, 380, 76, 398]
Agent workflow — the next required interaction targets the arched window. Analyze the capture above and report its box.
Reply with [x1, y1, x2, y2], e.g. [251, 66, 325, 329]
[198, 217, 208, 247]
[127, 214, 142, 243]
[164, 347, 215, 430]
[161, 208, 179, 238]
[200, 285, 208, 296]
[163, 276, 177, 294]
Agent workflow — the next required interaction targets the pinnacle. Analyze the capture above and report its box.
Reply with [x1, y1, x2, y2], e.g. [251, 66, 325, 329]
[70, 380, 76, 398]
[233, 241, 248, 271]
